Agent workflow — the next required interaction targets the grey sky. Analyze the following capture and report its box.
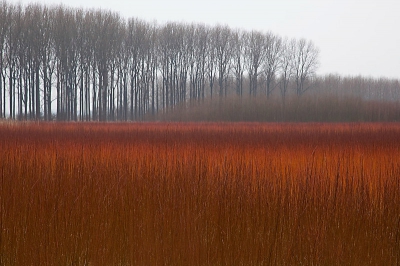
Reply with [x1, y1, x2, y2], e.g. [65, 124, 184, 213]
[11, 0, 400, 79]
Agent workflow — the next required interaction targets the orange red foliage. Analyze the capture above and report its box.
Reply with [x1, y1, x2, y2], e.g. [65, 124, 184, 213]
[1, 122, 400, 265]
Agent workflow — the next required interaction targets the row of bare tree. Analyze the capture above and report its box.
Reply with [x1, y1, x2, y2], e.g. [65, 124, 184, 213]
[1, 2, 318, 121]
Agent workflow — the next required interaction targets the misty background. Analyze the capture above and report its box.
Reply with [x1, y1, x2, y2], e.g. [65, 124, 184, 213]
[1, 0, 400, 122]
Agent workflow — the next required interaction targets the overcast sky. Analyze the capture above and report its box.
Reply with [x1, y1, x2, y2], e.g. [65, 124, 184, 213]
[11, 0, 400, 79]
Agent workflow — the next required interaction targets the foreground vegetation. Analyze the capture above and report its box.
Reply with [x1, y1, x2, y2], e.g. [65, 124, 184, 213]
[1, 122, 400, 265]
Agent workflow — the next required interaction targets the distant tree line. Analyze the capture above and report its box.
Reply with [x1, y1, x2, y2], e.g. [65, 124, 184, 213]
[0, 2, 399, 121]
[315, 74, 400, 102]
[0, 2, 322, 121]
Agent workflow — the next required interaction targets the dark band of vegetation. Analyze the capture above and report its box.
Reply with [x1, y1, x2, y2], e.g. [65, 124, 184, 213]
[0, 1, 399, 121]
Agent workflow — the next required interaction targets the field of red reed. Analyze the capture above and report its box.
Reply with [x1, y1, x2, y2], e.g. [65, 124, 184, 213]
[1, 122, 400, 265]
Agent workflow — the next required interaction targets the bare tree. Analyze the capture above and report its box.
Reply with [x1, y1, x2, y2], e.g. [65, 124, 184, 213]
[107, 13, 124, 121]
[187, 24, 208, 102]
[137, 21, 156, 119]
[6, 4, 23, 120]
[263, 32, 282, 98]
[92, 11, 121, 121]
[279, 38, 296, 101]
[196, 25, 208, 101]
[39, 6, 56, 121]
[148, 23, 158, 116]
[294, 38, 319, 96]
[205, 26, 217, 99]
[213, 25, 233, 97]
[231, 29, 247, 96]
[115, 23, 129, 121]
[158, 23, 173, 111]
[53, 6, 78, 120]
[0, 1, 11, 118]
[246, 31, 266, 96]
[76, 8, 91, 121]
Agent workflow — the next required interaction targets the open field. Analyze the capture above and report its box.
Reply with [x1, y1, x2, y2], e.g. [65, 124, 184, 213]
[1, 122, 400, 265]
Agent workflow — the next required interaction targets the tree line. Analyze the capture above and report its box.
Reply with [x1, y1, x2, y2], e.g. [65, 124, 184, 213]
[0, 1, 323, 121]
[315, 74, 400, 102]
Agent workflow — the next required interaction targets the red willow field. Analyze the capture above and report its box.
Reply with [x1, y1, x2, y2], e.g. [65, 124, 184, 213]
[1, 122, 400, 265]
